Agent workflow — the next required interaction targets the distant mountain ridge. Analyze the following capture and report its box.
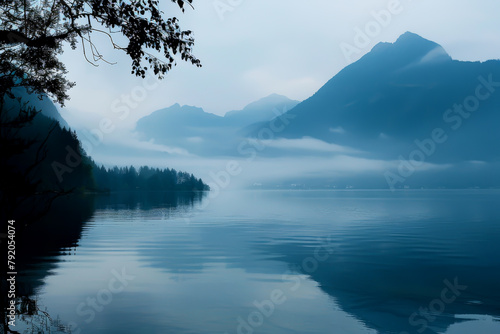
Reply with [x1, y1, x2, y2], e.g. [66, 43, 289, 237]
[224, 93, 299, 125]
[135, 94, 300, 156]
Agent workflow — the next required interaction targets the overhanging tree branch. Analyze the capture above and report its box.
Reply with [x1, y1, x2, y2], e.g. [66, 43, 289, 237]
[0, 29, 73, 48]
[0, 0, 201, 105]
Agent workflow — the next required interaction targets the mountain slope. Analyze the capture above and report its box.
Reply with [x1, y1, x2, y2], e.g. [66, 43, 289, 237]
[251, 32, 500, 163]
[4, 87, 70, 128]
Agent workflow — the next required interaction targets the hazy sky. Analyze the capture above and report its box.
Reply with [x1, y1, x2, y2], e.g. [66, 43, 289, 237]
[59, 0, 500, 131]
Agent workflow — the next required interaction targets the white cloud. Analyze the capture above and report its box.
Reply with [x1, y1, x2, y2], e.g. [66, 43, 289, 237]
[467, 160, 487, 165]
[125, 139, 191, 156]
[257, 137, 360, 154]
[379, 133, 389, 139]
[419, 46, 450, 64]
[187, 137, 204, 143]
[329, 126, 346, 134]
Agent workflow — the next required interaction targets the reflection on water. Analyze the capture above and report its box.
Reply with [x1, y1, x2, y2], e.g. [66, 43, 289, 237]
[12, 190, 500, 334]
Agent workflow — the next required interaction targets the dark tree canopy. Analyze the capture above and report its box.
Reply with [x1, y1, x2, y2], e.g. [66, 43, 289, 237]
[0, 0, 201, 105]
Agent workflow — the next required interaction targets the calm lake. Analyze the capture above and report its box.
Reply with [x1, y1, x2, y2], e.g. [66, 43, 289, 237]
[14, 190, 500, 334]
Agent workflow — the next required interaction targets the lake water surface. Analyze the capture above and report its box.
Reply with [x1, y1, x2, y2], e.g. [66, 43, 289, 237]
[14, 190, 500, 333]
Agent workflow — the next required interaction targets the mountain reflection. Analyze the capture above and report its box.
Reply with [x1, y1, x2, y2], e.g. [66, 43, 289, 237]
[12, 190, 500, 334]
[16, 191, 206, 296]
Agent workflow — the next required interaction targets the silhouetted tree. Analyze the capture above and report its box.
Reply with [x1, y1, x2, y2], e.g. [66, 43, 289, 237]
[0, 98, 95, 225]
[92, 164, 208, 192]
[0, 0, 200, 105]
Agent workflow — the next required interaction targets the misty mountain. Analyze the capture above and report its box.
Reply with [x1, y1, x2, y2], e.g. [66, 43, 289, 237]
[125, 32, 500, 188]
[224, 93, 299, 126]
[4, 87, 70, 128]
[135, 94, 299, 156]
[250, 32, 500, 164]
